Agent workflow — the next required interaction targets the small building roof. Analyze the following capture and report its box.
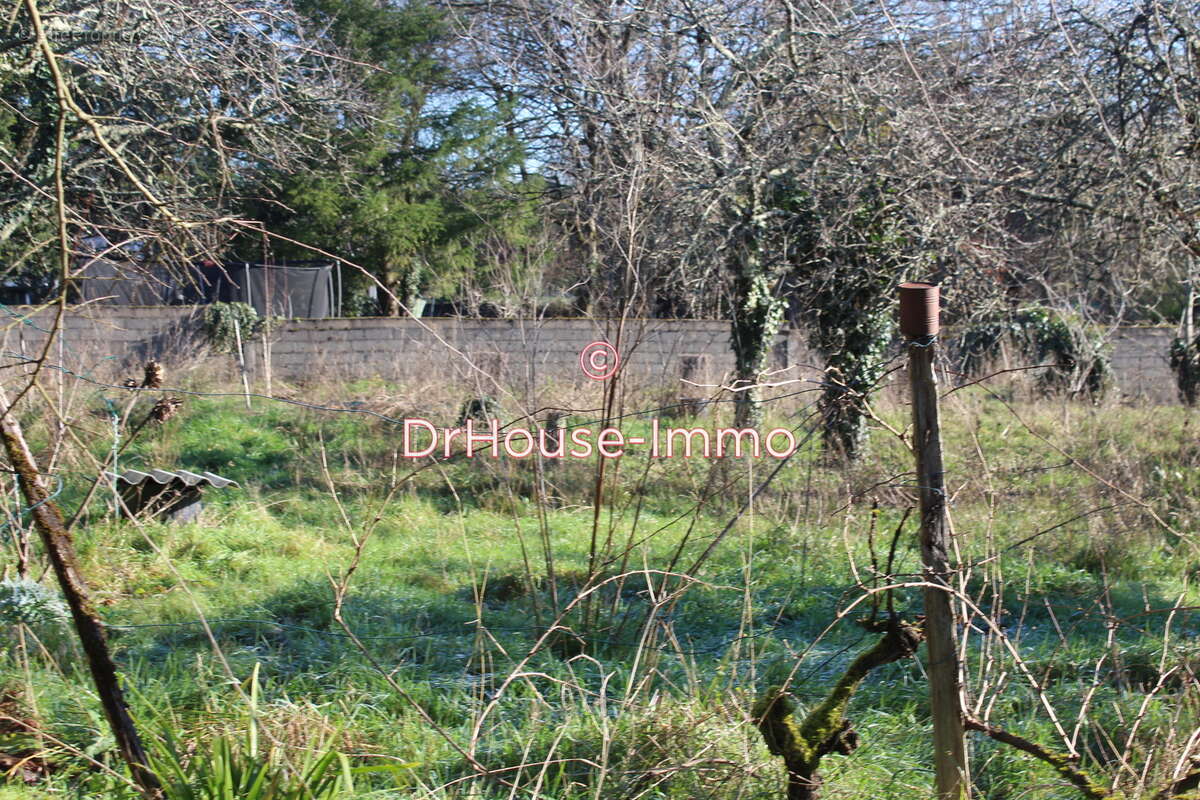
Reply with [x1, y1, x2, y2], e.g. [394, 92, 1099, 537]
[110, 469, 239, 489]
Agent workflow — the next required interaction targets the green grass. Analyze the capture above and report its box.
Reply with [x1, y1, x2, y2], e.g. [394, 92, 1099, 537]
[1, 384, 1198, 798]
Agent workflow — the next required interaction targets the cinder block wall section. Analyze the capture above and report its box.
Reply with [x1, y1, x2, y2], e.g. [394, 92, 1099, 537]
[1109, 327, 1179, 403]
[0, 306, 222, 384]
[252, 316, 814, 390]
[0, 305, 1186, 403]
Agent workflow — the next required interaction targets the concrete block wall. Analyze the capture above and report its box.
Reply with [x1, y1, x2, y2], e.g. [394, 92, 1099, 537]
[0, 306, 219, 386]
[244, 316, 816, 391]
[1108, 326, 1180, 403]
[0, 305, 1186, 403]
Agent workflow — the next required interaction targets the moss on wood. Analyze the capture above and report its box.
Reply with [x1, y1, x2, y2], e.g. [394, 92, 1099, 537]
[753, 618, 923, 800]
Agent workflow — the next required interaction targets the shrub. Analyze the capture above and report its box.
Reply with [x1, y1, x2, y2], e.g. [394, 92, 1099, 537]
[202, 302, 262, 354]
[954, 307, 1112, 399]
[1169, 332, 1200, 406]
[149, 731, 355, 800]
[0, 577, 67, 626]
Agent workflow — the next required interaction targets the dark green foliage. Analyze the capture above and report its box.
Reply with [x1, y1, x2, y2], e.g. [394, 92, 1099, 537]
[243, 0, 536, 316]
[956, 321, 1011, 379]
[0, 39, 71, 292]
[1169, 333, 1200, 406]
[798, 186, 910, 459]
[1, 3, 344, 303]
[457, 395, 503, 426]
[1022, 309, 1111, 397]
[955, 308, 1112, 400]
[201, 302, 262, 354]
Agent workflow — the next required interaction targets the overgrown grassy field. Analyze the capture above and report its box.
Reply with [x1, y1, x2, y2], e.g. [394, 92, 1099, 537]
[1, 376, 1198, 798]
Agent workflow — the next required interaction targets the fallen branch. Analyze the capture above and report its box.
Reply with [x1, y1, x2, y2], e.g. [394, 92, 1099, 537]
[0, 389, 160, 798]
[963, 716, 1111, 800]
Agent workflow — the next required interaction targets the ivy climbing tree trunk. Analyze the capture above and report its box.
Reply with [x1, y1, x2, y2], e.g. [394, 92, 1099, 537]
[730, 199, 786, 430]
[796, 185, 910, 461]
[810, 310, 894, 459]
[382, 260, 424, 317]
[807, 272, 896, 460]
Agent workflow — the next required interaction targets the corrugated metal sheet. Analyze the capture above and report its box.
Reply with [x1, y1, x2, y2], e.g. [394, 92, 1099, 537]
[110, 469, 238, 489]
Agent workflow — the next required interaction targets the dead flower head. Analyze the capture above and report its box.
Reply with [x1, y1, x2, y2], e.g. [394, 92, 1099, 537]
[150, 397, 183, 423]
[142, 361, 164, 389]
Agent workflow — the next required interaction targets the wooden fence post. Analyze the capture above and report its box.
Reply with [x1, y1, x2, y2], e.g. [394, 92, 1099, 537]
[899, 282, 970, 799]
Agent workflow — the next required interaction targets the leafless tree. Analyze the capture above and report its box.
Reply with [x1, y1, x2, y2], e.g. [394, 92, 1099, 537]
[0, 1, 349, 793]
[453, 0, 1026, 432]
[0, 0, 352, 289]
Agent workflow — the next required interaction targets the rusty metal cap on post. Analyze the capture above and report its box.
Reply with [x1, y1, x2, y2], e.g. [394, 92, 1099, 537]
[898, 282, 940, 339]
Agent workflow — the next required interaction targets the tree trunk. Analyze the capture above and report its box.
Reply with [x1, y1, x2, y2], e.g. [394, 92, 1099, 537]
[380, 257, 423, 317]
[815, 317, 892, 460]
[730, 223, 784, 430]
[382, 287, 401, 317]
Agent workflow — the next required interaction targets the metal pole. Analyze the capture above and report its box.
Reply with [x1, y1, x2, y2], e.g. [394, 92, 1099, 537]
[233, 317, 252, 410]
[899, 282, 970, 800]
